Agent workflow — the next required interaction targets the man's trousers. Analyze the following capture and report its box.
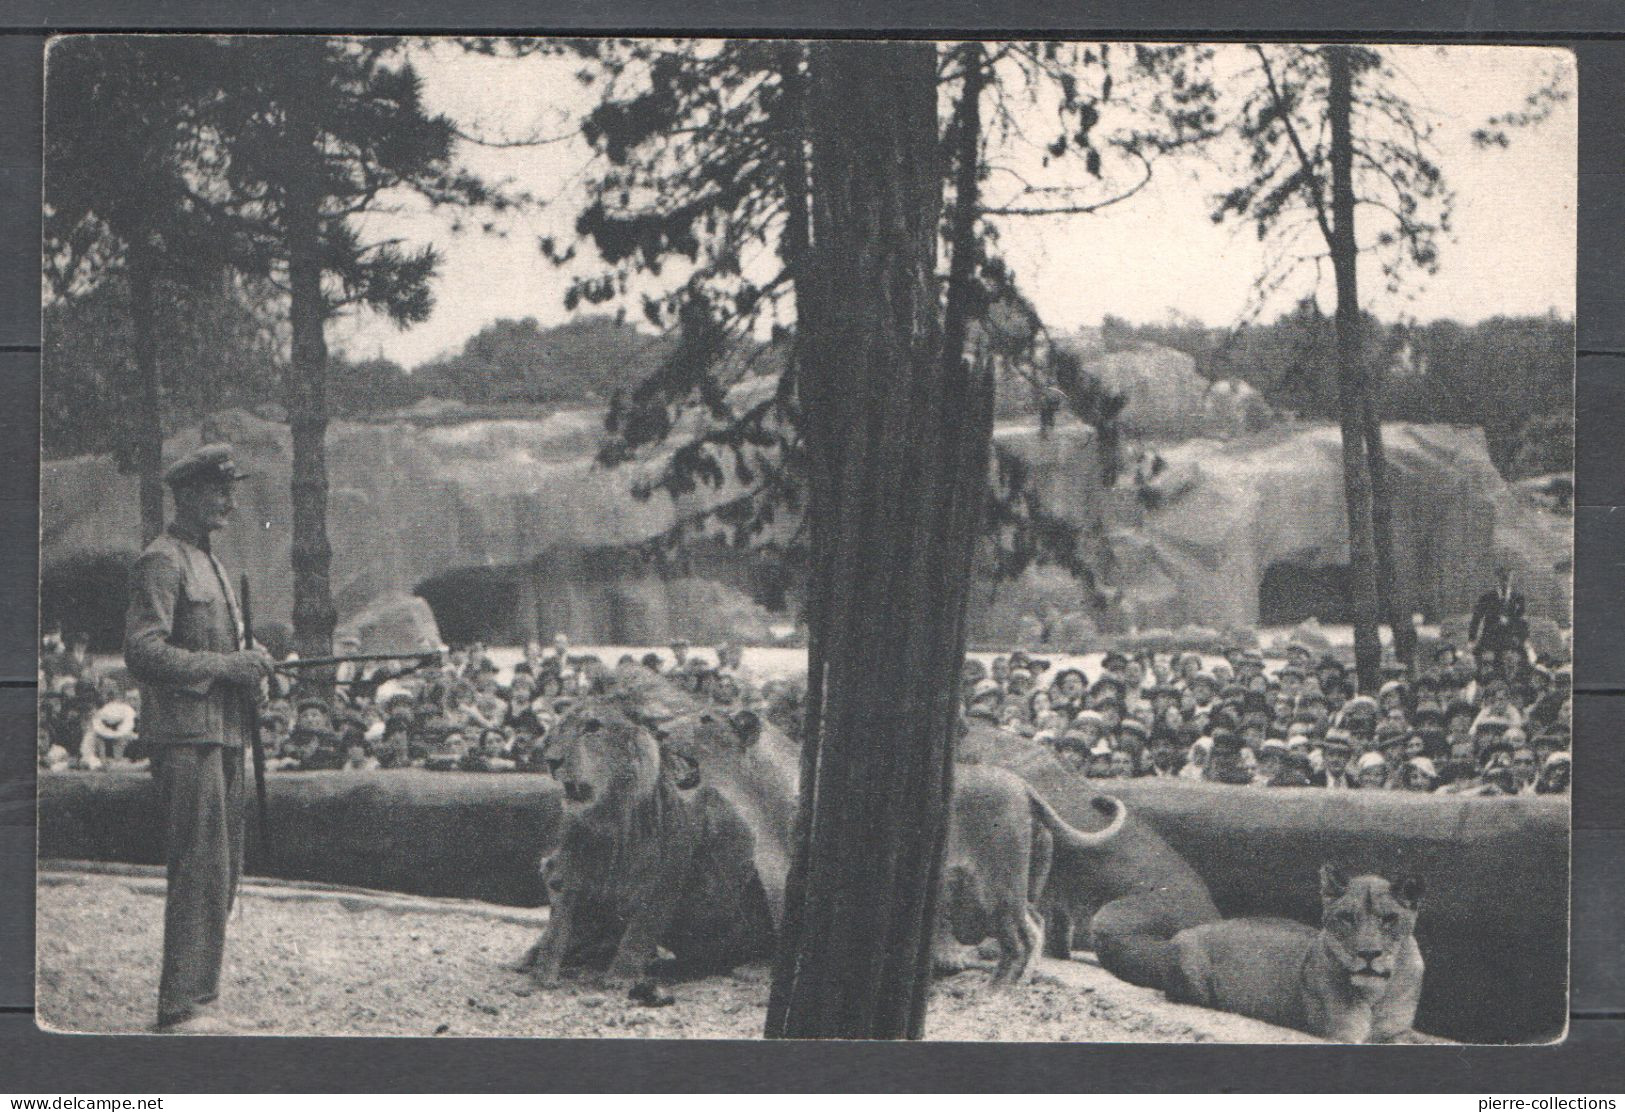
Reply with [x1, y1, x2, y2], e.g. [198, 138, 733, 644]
[155, 743, 245, 1027]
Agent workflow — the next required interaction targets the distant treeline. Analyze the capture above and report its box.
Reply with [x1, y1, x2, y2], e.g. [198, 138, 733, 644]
[43, 285, 784, 458]
[1092, 305, 1573, 478]
[45, 278, 1569, 480]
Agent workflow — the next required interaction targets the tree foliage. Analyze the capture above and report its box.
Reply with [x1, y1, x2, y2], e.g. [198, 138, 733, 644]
[1096, 306, 1572, 478]
[43, 274, 284, 460]
[544, 39, 1215, 592]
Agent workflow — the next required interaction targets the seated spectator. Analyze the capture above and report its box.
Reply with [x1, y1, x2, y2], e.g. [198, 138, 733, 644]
[1053, 733, 1090, 775]
[1354, 751, 1391, 790]
[1535, 751, 1571, 795]
[712, 673, 741, 708]
[423, 725, 470, 771]
[83, 679, 139, 768]
[1271, 749, 1314, 788]
[1312, 732, 1354, 789]
[342, 740, 380, 772]
[1205, 730, 1253, 785]
[461, 728, 517, 773]
[1084, 742, 1116, 779]
[1005, 667, 1035, 698]
[1253, 738, 1287, 786]
[1437, 738, 1480, 789]
[1179, 735, 1212, 781]
[965, 679, 1002, 723]
[1398, 756, 1439, 792]
[1069, 709, 1107, 751]
[997, 703, 1030, 735]
[1147, 738, 1184, 778]
[1508, 745, 1541, 794]
[1049, 668, 1089, 718]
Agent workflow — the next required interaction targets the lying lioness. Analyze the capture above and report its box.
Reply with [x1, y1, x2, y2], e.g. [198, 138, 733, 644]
[1161, 865, 1425, 1043]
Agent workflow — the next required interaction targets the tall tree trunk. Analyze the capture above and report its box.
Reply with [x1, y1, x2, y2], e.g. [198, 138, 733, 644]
[1362, 390, 1418, 671]
[285, 135, 337, 692]
[127, 239, 165, 547]
[1327, 46, 1383, 694]
[765, 41, 992, 1040]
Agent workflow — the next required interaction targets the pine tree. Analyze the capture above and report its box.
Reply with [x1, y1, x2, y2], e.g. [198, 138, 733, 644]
[206, 36, 503, 674]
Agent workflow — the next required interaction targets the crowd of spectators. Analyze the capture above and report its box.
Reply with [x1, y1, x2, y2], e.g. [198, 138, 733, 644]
[38, 628, 803, 777]
[39, 619, 1571, 797]
[960, 638, 1571, 795]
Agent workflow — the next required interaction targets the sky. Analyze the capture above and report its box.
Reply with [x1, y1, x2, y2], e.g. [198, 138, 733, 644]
[328, 41, 1577, 368]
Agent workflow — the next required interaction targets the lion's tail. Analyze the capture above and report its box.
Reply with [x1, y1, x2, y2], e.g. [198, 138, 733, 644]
[1029, 791, 1126, 853]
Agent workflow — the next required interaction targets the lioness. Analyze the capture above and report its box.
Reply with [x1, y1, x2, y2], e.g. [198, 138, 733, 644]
[934, 768, 1126, 985]
[1161, 865, 1426, 1043]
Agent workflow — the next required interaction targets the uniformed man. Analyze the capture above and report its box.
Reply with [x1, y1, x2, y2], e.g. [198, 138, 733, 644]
[124, 444, 273, 1033]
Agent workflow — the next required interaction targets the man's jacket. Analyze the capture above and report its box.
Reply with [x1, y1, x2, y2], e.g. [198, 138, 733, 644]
[124, 522, 251, 747]
[1468, 587, 1528, 652]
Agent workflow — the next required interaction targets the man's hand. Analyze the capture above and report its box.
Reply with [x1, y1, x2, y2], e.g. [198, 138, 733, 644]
[217, 648, 275, 685]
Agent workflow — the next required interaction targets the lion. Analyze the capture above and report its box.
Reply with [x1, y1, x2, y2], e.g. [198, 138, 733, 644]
[1159, 865, 1426, 1043]
[934, 767, 1127, 985]
[517, 694, 776, 988]
[958, 719, 1222, 989]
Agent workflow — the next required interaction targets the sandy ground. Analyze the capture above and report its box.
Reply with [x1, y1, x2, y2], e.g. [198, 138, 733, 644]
[35, 869, 1318, 1042]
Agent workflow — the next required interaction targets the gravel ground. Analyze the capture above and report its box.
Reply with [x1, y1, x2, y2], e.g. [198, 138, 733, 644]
[36, 871, 1312, 1042]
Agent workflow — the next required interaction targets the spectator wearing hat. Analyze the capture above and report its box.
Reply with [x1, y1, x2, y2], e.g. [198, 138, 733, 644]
[1271, 749, 1314, 788]
[1049, 668, 1089, 718]
[1066, 708, 1106, 749]
[1507, 745, 1541, 794]
[80, 678, 139, 768]
[1179, 734, 1212, 781]
[1005, 667, 1035, 698]
[1276, 663, 1305, 699]
[666, 638, 691, 671]
[1147, 737, 1184, 778]
[1084, 741, 1116, 779]
[1437, 737, 1480, 789]
[1377, 679, 1411, 717]
[1398, 756, 1440, 792]
[1473, 678, 1525, 733]
[1354, 751, 1391, 790]
[997, 703, 1030, 736]
[1206, 730, 1254, 785]
[1187, 672, 1219, 717]
[1535, 751, 1571, 795]
[965, 678, 1003, 724]
[422, 724, 470, 772]
[1253, 737, 1288, 786]
[1532, 726, 1570, 769]
[1311, 731, 1355, 789]
[1336, 693, 1378, 729]
[1316, 654, 1346, 688]
[1052, 731, 1091, 775]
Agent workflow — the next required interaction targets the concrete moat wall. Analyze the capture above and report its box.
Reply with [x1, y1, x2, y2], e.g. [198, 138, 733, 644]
[38, 768, 1565, 1043]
